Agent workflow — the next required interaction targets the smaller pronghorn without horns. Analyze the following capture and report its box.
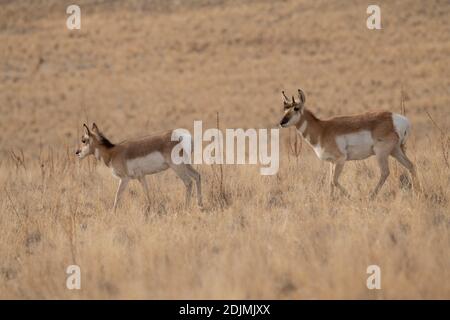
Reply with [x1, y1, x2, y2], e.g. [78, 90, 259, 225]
[279, 89, 420, 198]
[76, 123, 203, 211]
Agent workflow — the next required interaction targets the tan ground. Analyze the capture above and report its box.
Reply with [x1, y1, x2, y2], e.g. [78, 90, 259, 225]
[0, 0, 449, 299]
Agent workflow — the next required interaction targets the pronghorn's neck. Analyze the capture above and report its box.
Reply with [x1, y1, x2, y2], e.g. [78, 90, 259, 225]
[295, 108, 322, 146]
[95, 146, 114, 167]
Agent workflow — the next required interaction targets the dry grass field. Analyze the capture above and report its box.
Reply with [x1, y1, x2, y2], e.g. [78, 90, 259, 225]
[0, 0, 449, 299]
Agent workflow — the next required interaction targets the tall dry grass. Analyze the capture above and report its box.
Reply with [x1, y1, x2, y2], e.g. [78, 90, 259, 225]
[0, 129, 449, 299]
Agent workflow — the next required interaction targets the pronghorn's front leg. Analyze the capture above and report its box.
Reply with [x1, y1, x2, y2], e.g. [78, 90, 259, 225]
[113, 178, 129, 211]
[331, 158, 350, 198]
[370, 141, 396, 199]
[329, 163, 335, 196]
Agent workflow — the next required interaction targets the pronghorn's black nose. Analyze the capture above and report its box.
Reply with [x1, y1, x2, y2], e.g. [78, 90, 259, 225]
[75, 150, 80, 155]
[280, 118, 288, 127]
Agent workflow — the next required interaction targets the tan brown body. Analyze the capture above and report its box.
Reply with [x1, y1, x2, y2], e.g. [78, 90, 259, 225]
[280, 89, 420, 198]
[76, 124, 202, 211]
[105, 131, 176, 178]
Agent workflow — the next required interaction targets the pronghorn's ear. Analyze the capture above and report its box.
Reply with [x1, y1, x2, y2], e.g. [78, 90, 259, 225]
[91, 123, 100, 135]
[83, 124, 91, 136]
[298, 89, 306, 104]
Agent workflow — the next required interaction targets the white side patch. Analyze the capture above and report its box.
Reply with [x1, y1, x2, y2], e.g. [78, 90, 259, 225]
[392, 113, 410, 144]
[335, 130, 374, 160]
[126, 152, 167, 177]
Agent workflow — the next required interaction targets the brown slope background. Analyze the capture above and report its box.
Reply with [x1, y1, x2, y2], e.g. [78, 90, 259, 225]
[0, 0, 449, 299]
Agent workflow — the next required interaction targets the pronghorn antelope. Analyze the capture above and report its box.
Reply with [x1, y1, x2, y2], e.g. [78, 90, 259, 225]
[76, 123, 203, 211]
[279, 89, 420, 198]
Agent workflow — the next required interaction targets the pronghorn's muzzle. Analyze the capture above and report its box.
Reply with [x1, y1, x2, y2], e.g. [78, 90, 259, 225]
[279, 117, 289, 127]
[75, 149, 81, 156]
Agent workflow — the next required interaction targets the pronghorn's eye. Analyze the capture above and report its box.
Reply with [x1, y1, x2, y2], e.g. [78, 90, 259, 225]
[294, 106, 300, 111]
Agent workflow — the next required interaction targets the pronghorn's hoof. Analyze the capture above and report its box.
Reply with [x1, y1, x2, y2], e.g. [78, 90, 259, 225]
[143, 204, 152, 215]
[413, 185, 424, 197]
[331, 189, 351, 199]
[341, 191, 351, 199]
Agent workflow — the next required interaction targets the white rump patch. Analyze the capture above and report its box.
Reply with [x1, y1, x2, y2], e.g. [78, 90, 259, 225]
[392, 113, 410, 144]
[126, 152, 168, 177]
[336, 130, 374, 160]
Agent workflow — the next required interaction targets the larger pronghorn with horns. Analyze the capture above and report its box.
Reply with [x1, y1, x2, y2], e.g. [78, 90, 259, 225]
[279, 89, 420, 198]
[76, 123, 203, 211]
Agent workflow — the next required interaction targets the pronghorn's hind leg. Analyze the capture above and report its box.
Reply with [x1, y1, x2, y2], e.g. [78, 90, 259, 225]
[169, 163, 194, 208]
[185, 164, 203, 207]
[113, 178, 129, 212]
[137, 176, 151, 207]
[370, 139, 397, 199]
[329, 163, 335, 196]
[390, 145, 421, 193]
